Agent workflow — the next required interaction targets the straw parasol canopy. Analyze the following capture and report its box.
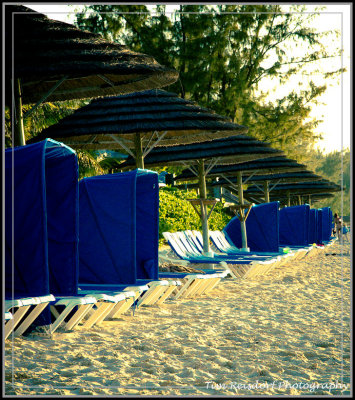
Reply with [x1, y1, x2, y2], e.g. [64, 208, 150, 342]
[244, 179, 342, 206]
[30, 90, 249, 168]
[5, 6, 178, 105]
[175, 156, 309, 182]
[119, 134, 283, 169]
[244, 191, 336, 206]
[214, 170, 323, 204]
[175, 171, 322, 190]
[245, 180, 342, 196]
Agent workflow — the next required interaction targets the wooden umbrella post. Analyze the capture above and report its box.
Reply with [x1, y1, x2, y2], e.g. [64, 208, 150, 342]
[264, 180, 270, 203]
[308, 194, 312, 206]
[197, 159, 213, 256]
[297, 194, 302, 205]
[13, 78, 26, 147]
[287, 191, 291, 207]
[237, 171, 250, 252]
[134, 132, 144, 169]
[187, 198, 217, 256]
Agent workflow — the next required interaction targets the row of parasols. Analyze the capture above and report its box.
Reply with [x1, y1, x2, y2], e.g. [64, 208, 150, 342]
[6, 6, 341, 255]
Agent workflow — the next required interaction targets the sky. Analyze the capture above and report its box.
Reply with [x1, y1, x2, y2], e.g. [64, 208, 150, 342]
[26, 3, 351, 154]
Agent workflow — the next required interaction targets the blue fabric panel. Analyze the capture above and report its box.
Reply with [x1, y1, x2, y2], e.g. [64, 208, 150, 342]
[135, 170, 159, 280]
[45, 142, 79, 296]
[279, 205, 310, 246]
[309, 209, 318, 244]
[320, 207, 332, 242]
[223, 202, 280, 252]
[5, 141, 49, 298]
[79, 171, 137, 285]
[5, 139, 78, 300]
[316, 209, 323, 243]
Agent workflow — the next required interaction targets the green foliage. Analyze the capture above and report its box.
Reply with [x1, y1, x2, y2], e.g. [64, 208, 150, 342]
[5, 100, 88, 148]
[158, 186, 231, 245]
[301, 148, 351, 216]
[77, 150, 107, 179]
[74, 5, 343, 158]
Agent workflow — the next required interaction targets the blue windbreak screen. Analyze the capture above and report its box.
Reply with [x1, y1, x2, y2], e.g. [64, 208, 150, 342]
[279, 205, 310, 246]
[223, 202, 280, 252]
[79, 171, 137, 285]
[78, 169, 159, 285]
[5, 139, 78, 298]
[320, 207, 332, 242]
[309, 209, 318, 244]
[316, 209, 323, 243]
[136, 171, 159, 280]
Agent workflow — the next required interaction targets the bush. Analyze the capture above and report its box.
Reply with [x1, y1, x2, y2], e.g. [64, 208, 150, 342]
[159, 187, 231, 246]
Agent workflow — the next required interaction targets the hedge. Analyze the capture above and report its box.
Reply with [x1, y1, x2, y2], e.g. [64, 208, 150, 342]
[158, 187, 231, 246]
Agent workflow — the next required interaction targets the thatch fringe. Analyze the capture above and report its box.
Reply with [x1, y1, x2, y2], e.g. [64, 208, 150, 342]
[175, 156, 307, 181]
[120, 135, 284, 168]
[245, 180, 342, 195]
[30, 89, 249, 148]
[5, 6, 178, 105]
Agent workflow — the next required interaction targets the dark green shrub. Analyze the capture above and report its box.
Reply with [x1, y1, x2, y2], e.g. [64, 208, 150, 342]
[159, 187, 231, 246]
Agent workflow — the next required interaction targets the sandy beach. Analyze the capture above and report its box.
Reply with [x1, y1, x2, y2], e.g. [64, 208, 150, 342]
[5, 240, 351, 396]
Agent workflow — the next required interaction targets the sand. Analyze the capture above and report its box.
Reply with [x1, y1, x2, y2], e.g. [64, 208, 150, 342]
[5, 240, 351, 396]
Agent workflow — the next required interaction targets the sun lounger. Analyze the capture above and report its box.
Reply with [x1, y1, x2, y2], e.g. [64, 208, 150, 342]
[49, 295, 97, 333]
[78, 279, 176, 309]
[163, 231, 277, 279]
[74, 292, 128, 329]
[184, 230, 283, 278]
[208, 230, 294, 272]
[5, 295, 56, 339]
[160, 270, 229, 299]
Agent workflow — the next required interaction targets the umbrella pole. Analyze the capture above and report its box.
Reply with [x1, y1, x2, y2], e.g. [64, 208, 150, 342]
[134, 133, 144, 169]
[308, 194, 311, 206]
[237, 171, 249, 251]
[13, 78, 26, 147]
[287, 191, 291, 207]
[264, 180, 270, 203]
[198, 160, 211, 255]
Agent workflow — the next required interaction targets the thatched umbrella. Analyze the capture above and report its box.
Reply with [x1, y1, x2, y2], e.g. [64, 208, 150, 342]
[30, 89, 248, 168]
[6, 6, 178, 145]
[245, 179, 342, 206]
[174, 155, 311, 249]
[213, 171, 323, 204]
[120, 135, 284, 254]
[175, 170, 322, 201]
[175, 156, 313, 202]
[175, 156, 308, 181]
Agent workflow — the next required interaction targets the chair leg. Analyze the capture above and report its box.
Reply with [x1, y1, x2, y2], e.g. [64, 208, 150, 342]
[203, 278, 221, 294]
[65, 304, 96, 330]
[137, 285, 166, 307]
[155, 285, 177, 305]
[183, 279, 204, 298]
[50, 303, 93, 333]
[81, 302, 114, 329]
[109, 297, 135, 318]
[4, 306, 31, 340]
[143, 285, 168, 306]
[174, 277, 194, 299]
[14, 303, 49, 337]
